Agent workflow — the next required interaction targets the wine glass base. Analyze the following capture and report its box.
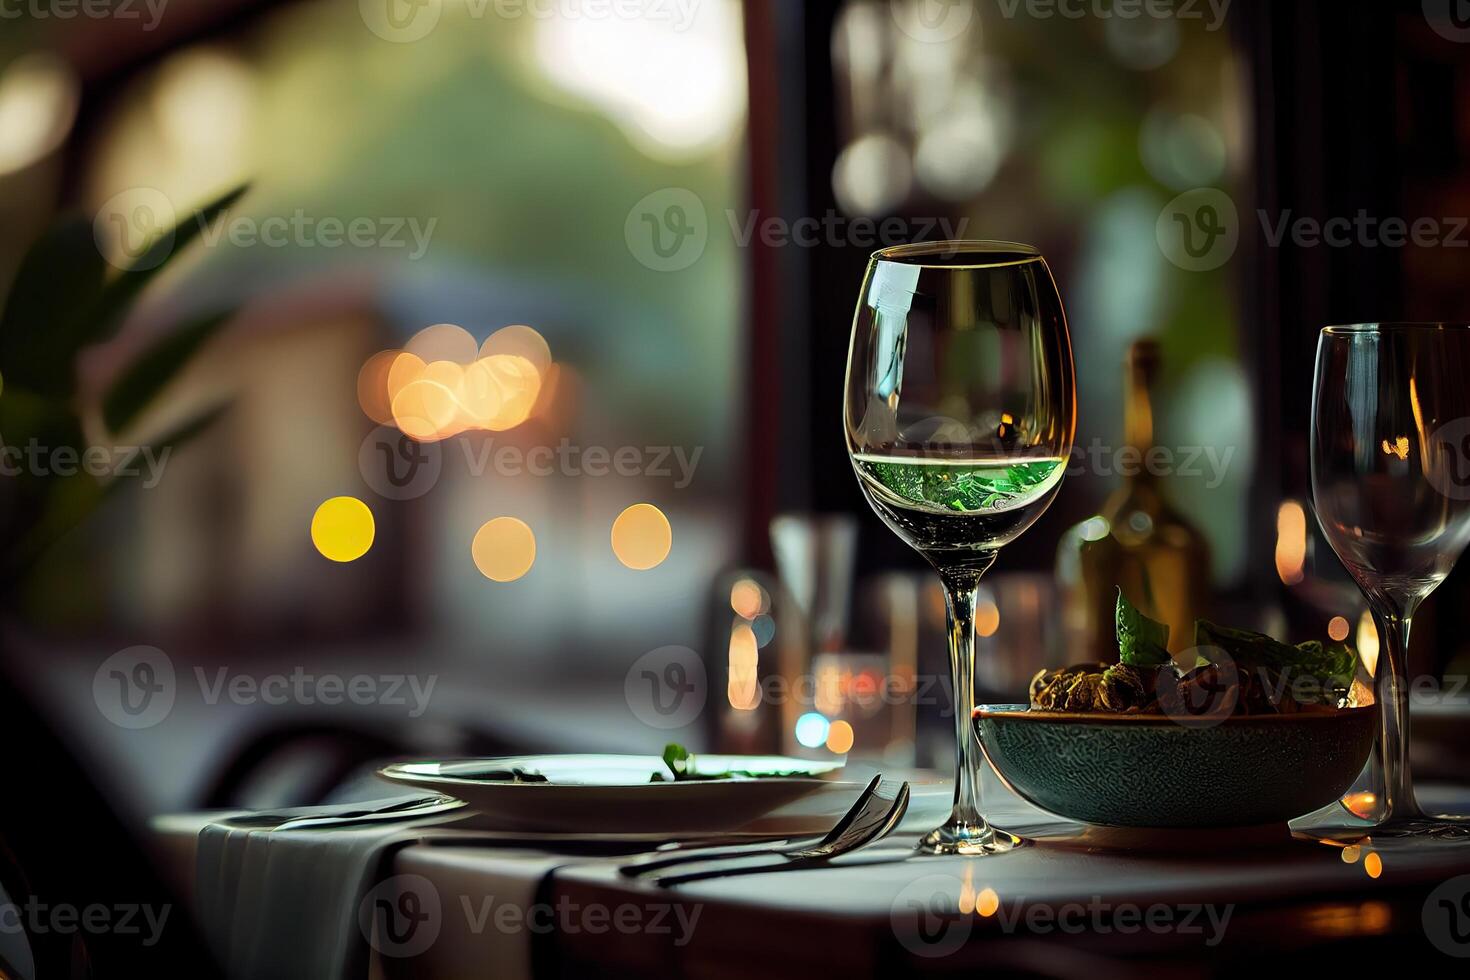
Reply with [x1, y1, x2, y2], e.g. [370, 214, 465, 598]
[1365, 814, 1470, 842]
[916, 822, 1025, 856]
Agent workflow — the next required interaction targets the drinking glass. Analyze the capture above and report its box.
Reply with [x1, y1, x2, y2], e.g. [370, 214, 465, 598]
[1311, 323, 1470, 835]
[844, 241, 1075, 854]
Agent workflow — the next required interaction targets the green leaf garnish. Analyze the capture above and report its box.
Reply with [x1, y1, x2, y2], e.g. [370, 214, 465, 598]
[1116, 588, 1171, 668]
[1193, 620, 1356, 704]
[661, 742, 692, 780]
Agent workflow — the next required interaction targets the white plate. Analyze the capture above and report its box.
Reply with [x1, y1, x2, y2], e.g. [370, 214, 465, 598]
[376, 754, 852, 833]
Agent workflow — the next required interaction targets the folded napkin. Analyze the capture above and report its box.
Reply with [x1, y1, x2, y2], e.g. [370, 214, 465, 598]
[194, 796, 474, 980]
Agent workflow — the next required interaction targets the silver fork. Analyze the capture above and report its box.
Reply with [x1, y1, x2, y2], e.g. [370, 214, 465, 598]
[619, 774, 884, 878]
[644, 778, 911, 887]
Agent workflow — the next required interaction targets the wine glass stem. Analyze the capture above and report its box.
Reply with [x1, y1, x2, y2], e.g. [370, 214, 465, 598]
[939, 555, 997, 832]
[1371, 605, 1421, 821]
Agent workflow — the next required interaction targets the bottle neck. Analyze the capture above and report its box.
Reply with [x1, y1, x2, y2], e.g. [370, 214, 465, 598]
[1123, 357, 1157, 489]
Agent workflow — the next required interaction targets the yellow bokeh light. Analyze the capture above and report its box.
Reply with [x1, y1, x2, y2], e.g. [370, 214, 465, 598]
[1275, 500, 1307, 585]
[975, 597, 1001, 638]
[386, 351, 427, 403]
[729, 622, 758, 671]
[392, 378, 459, 441]
[825, 719, 855, 754]
[459, 358, 507, 427]
[471, 517, 537, 582]
[481, 324, 552, 374]
[976, 887, 1000, 917]
[479, 355, 543, 431]
[405, 323, 478, 365]
[1340, 845, 1361, 864]
[311, 496, 375, 562]
[730, 579, 764, 619]
[727, 621, 760, 711]
[1357, 611, 1380, 677]
[1327, 616, 1350, 642]
[611, 503, 672, 570]
[1364, 852, 1383, 879]
[357, 350, 401, 425]
[420, 360, 468, 437]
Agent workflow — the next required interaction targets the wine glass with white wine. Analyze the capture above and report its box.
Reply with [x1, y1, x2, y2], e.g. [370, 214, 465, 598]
[1311, 323, 1470, 837]
[844, 241, 1076, 855]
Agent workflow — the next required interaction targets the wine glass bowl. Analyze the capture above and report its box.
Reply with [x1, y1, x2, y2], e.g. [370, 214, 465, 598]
[844, 241, 1076, 854]
[1311, 323, 1470, 832]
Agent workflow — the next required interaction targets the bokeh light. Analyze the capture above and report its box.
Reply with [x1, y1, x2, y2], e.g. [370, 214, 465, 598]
[392, 377, 458, 441]
[532, 0, 746, 159]
[730, 578, 765, 619]
[975, 596, 1001, 638]
[795, 712, 829, 749]
[1357, 611, 1380, 677]
[471, 517, 537, 582]
[832, 131, 911, 216]
[310, 496, 375, 562]
[1364, 852, 1383, 879]
[976, 888, 1000, 918]
[481, 325, 552, 375]
[1327, 616, 1350, 642]
[361, 326, 552, 441]
[405, 323, 478, 365]
[611, 503, 672, 570]
[0, 52, 80, 177]
[475, 355, 542, 431]
[728, 621, 760, 711]
[357, 350, 402, 424]
[386, 351, 428, 403]
[1275, 501, 1307, 585]
[825, 719, 855, 754]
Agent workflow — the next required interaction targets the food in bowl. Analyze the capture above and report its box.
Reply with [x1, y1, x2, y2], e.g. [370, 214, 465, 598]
[971, 591, 1377, 828]
[1028, 591, 1366, 718]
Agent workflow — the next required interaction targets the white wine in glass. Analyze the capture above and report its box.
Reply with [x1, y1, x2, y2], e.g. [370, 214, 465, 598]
[844, 241, 1076, 854]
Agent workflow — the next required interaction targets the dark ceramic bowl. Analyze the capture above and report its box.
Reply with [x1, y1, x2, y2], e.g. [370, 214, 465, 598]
[974, 704, 1377, 828]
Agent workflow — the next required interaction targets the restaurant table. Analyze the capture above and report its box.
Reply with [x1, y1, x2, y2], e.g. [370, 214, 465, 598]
[152, 773, 1470, 979]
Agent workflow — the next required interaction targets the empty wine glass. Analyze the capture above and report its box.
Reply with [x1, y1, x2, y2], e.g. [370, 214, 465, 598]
[844, 241, 1076, 854]
[1311, 323, 1470, 835]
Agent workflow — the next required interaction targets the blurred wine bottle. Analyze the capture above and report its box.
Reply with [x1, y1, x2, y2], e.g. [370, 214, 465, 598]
[1056, 340, 1211, 661]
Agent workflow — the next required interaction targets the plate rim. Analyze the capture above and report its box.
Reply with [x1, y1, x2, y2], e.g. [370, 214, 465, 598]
[376, 754, 849, 789]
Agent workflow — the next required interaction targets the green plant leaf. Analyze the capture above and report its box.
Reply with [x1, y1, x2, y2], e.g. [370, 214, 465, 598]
[1192, 620, 1355, 705]
[1288, 639, 1358, 690]
[102, 311, 233, 434]
[1116, 588, 1171, 667]
[0, 217, 107, 396]
[661, 742, 692, 780]
[81, 183, 250, 345]
[4, 402, 229, 584]
[1193, 619, 1299, 668]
